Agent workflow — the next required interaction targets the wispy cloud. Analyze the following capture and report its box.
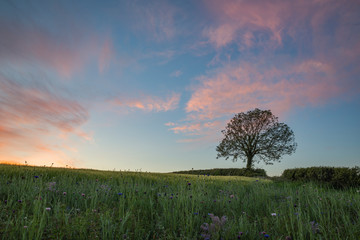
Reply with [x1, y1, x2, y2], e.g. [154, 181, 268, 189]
[112, 92, 181, 112]
[98, 37, 114, 74]
[167, 0, 360, 143]
[0, 9, 115, 79]
[0, 73, 90, 166]
[126, 0, 180, 42]
[170, 70, 183, 78]
[186, 59, 342, 120]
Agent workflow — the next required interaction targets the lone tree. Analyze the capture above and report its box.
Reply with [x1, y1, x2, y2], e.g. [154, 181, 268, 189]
[216, 108, 297, 170]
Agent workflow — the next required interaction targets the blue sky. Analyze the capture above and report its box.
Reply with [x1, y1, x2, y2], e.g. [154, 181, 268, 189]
[0, 0, 359, 176]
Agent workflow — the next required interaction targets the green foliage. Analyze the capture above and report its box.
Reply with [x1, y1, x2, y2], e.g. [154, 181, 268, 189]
[173, 168, 267, 177]
[217, 108, 297, 170]
[282, 166, 360, 189]
[0, 164, 359, 239]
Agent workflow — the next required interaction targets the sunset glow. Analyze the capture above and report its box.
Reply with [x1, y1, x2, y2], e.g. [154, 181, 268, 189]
[0, 0, 359, 175]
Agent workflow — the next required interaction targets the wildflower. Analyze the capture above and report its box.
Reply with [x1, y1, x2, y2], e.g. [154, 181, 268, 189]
[169, 196, 173, 199]
[81, 193, 85, 197]
[264, 234, 270, 238]
[200, 223, 209, 231]
[18, 200, 22, 203]
[118, 193, 123, 196]
[310, 221, 320, 233]
[271, 213, 276, 216]
[187, 182, 191, 186]
[237, 232, 243, 239]
[63, 192, 67, 195]
[34, 176, 39, 178]
[45, 207, 51, 211]
[230, 194, 235, 198]
[194, 212, 199, 215]
[24, 226, 28, 229]
[285, 236, 292, 240]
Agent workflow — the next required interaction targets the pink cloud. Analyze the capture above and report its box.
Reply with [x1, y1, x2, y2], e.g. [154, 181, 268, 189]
[169, 121, 222, 135]
[112, 93, 181, 112]
[202, 0, 358, 52]
[0, 17, 113, 79]
[186, 59, 342, 121]
[128, 1, 179, 42]
[170, 70, 183, 77]
[0, 74, 90, 167]
[205, 24, 237, 48]
[170, 123, 202, 134]
[98, 38, 114, 74]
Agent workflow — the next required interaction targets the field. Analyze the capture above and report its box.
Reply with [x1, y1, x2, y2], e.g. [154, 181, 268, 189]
[0, 164, 359, 239]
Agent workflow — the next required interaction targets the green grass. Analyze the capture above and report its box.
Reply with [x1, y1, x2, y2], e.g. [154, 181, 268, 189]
[0, 164, 359, 239]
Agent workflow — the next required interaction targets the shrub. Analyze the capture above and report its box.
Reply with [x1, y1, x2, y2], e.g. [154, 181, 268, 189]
[282, 166, 360, 189]
[173, 168, 267, 177]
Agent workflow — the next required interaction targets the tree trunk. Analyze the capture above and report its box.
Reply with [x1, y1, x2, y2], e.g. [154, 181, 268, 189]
[246, 155, 253, 170]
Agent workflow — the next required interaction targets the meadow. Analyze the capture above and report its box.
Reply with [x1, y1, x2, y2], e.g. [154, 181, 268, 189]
[0, 164, 359, 239]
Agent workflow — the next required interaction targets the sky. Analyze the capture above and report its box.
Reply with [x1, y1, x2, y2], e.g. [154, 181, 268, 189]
[0, 0, 359, 176]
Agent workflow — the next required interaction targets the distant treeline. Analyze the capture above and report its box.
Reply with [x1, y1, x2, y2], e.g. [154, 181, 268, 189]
[173, 168, 267, 177]
[282, 166, 360, 189]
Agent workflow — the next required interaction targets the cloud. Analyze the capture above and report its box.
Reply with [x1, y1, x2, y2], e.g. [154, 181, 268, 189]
[202, 0, 359, 52]
[0, 7, 114, 79]
[98, 38, 115, 73]
[170, 123, 202, 134]
[186, 59, 343, 120]
[205, 24, 237, 48]
[0, 73, 90, 167]
[170, 70, 183, 77]
[126, 1, 180, 42]
[112, 93, 181, 112]
[168, 0, 360, 143]
[169, 121, 222, 134]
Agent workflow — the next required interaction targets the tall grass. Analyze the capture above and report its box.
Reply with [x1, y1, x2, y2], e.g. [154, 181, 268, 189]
[0, 164, 359, 239]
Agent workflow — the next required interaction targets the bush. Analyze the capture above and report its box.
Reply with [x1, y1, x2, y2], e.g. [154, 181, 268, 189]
[173, 168, 267, 177]
[282, 166, 360, 189]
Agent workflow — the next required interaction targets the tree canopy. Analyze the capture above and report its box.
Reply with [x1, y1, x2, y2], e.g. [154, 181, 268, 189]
[216, 108, 297, 170]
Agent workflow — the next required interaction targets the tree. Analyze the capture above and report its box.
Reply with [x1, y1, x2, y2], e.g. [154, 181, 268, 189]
[216, 108, 297, 170]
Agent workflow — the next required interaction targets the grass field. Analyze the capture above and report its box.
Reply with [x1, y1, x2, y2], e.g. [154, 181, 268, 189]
[0, 164, 359, 239]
